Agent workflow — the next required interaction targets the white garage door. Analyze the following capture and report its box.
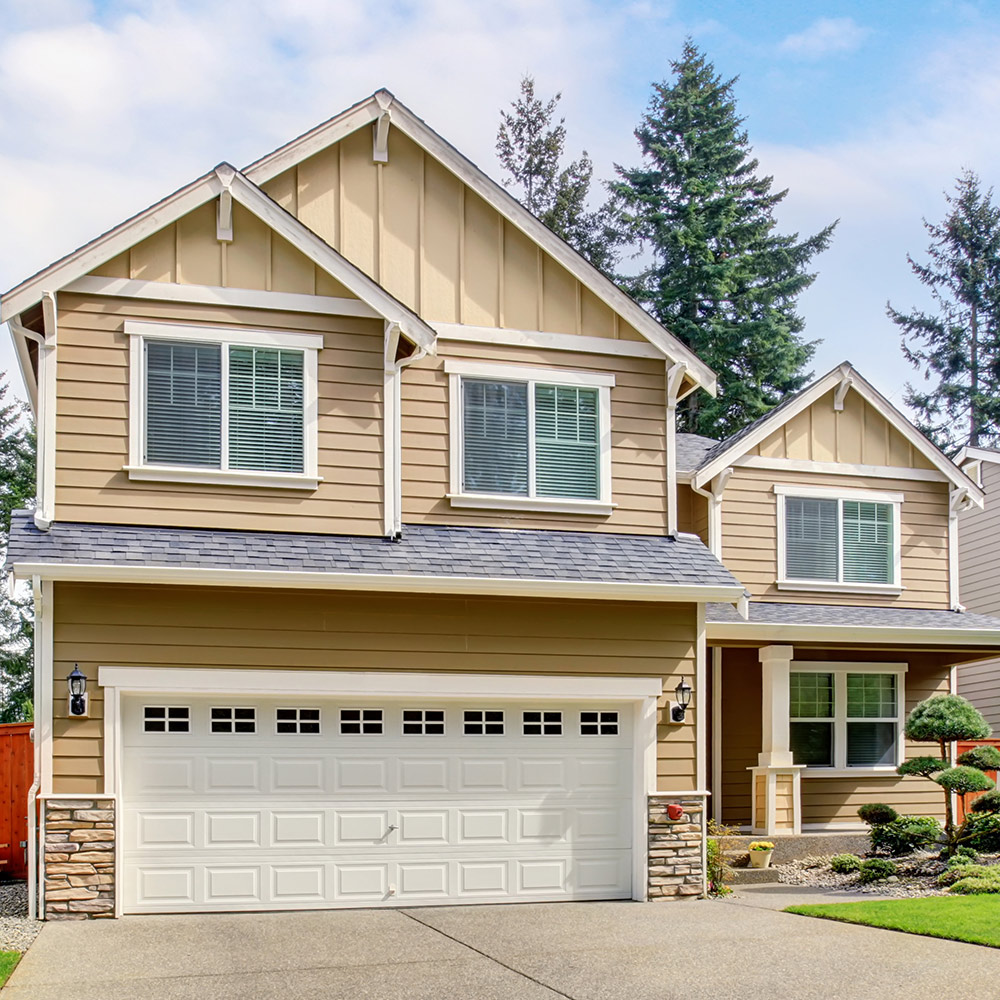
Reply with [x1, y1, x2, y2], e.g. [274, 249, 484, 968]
[121, 695, 634, 912]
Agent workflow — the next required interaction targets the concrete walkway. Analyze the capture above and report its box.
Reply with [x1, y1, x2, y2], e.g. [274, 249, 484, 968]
[5, 891, 999, 1000]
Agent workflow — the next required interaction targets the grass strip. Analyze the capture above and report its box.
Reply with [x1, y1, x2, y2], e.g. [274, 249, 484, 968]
[786, 895, 1000, 948]
[0, 950, 20, 988]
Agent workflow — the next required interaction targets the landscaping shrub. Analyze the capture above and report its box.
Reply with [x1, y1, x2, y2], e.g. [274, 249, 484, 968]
[829, 853, 862, 874]
[857, 803, 899, 826]
[948, 846, 979, 864]
[968, 789, 1000, 814]
[962, 812, 1000, 852]
[957, 745, 1000, 771]
[869, 816, 940, 856]
[705, 820, 737, 896]
[949, 871, 1000, 894]
[857, 858, 897, 883]
[937, 862, 995, 887]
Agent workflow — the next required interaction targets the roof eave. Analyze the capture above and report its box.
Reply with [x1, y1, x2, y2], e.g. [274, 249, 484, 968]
[706, 620, 1000, 646]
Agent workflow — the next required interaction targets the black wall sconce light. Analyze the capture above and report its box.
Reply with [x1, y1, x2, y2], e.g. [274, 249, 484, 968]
[670, 677, 693, 723]
[67, 665, 88, 718]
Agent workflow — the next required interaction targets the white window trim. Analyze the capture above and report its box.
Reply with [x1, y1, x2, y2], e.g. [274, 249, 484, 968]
[775, 485, 903, 593]
[789, 661, 907, 776]
[444, 360, 614, 514]
[125, 319, 322, 490]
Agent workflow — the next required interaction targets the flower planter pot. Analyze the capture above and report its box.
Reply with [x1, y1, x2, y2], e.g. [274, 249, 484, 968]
[749, 850, 773, 869]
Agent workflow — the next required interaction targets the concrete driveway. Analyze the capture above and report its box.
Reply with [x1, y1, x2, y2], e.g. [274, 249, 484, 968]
[6, 889, 1000, 1000]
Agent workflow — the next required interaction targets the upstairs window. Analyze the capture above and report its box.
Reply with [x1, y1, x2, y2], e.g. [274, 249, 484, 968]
[777, 486, 901, 590]
[126, 321, 321, 488]
[445, 361, 614, 513]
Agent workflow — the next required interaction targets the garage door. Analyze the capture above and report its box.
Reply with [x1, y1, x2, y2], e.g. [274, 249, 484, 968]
[121, 695, 634, 912]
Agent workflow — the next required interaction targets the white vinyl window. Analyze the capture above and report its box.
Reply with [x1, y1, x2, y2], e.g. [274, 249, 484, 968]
[340, 708, 383, 735]
[463, 709, 505, 735]
[580, 710, 619, 736]
[522, 710, 562, 736]
[275, 707, 321, 735]
[143, 706, 190, 734]
[789, 664, 905, 772]
[210, 707, 256, 734]
[776, 486, 902, 592]
[445, 361, 614, 515]
[402, 709, 446, 735]
[125, 321, 321, 489]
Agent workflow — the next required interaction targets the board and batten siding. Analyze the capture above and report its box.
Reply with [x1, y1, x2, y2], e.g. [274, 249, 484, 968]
[958, 461, 1000, 727]
[401, 341, 668, 533]
[719, 647, 951, 827]
[259, 127, 651, 346]
[54, 293, 385, 535]
[720, 467, 951, 608]
[51, 583, 699, 795]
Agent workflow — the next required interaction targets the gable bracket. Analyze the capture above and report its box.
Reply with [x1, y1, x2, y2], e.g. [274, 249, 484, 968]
[833, 375, 853, 412]
[373, 112, 391, 164]
[215, 165, 235, 242]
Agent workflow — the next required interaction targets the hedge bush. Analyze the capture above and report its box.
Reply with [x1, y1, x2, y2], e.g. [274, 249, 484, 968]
[857, 803, 899, 826]
[949, 871, 1000, 894]
[869, 816, 940, 856]
[829, 853, 862, 874]
[857, 858, 897, 883]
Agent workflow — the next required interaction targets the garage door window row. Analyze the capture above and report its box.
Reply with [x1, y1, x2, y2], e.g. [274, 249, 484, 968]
[142, 706, 620, 737]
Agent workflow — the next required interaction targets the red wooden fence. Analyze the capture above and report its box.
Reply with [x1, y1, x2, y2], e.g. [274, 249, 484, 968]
[956, 739, 1000, 824]
[0, 723, 33, 880]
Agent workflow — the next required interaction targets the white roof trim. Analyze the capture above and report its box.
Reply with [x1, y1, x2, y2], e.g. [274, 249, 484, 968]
[707, 619, 1000, 646]
[957, 445, 1000, 466]
[11, 560, 745, 604]
[693, 362, 983, 504]
[1, 165, 437, 354]
[243, 90, 717, 394]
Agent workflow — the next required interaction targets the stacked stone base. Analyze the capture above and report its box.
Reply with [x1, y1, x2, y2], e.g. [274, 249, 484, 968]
[647, 795, 705, 899]
[43, 798, 116, 919]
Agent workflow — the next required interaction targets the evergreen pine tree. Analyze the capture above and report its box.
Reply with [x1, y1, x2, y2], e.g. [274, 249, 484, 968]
[497, 77, 618, 273]
[0, 377, 35, 722]
[889, 169, 1000, 452]
[613, 41, 836, 437]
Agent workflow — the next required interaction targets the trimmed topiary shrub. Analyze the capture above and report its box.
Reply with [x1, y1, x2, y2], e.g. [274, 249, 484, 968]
[869, 816, 940, 856]
[858, 803, 899, 826]
[957, 745, 1000, 771]
[896, 756, 949, 778]
[905, 695, 992, 743]
[963, 812, 1000, 852]
[969, 789, 1000, 814]
[830, 853, 862, 874]
[857, 858, 897, 883]
[936, 766, 995, 795]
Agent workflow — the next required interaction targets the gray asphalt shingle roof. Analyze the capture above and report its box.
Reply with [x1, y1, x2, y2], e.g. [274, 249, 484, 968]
[676, 434, 718, 475]
[5, 511, 742, 590]
[706, 601, 1000, 631]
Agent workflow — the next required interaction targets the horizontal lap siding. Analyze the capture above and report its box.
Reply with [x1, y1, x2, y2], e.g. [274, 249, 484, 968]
[401, 342, 667, 533]
[54, 294, 385, 535]
[720, 649, 950, 826]
[721, 467, 951, 608]
[958, 659, 1000, 730]
[959, 463, 1000, 617]
[52, 583, 698, 794]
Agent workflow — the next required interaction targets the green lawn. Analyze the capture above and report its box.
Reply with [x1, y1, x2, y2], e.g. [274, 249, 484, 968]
[0, 950, 19, 988]
[786, 896, 1000, 948]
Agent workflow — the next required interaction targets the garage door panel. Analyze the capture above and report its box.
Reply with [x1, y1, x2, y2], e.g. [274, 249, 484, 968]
[123, 696, 634, 912]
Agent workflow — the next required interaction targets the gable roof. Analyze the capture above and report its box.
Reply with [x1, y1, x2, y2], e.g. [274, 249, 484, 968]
[1, 164, 437, 353]
[688, 361, 983, 502]
[676, 433, 718, 475]
[243, 89, 717, 395]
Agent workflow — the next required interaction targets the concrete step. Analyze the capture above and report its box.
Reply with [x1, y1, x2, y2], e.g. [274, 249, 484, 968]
[728, 866, 782, 885]
[718, 832, 869, 869]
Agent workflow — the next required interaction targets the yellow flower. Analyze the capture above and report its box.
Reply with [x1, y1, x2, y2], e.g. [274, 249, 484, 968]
[749, 841, 775, 851]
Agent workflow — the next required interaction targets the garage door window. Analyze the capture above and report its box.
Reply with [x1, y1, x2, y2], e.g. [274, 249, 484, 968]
[402, 709, 445, 735]
[276, 708, 321, 734]
[463, 710, 505, 735]
[340, 708, 383, 735]
[580, 711, 619, 735]
[211, 707, 256, 733]
[523, 711, 562, 735]
[143, 706, 190, 734]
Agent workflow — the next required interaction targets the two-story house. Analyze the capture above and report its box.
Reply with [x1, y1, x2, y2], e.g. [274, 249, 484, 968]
[4, 91, 1000, 921]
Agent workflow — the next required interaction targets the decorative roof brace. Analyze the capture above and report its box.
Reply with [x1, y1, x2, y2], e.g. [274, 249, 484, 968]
[215, 165, 235, 242]
[373, 92, 392, 163]
[833, 374, 853, 411]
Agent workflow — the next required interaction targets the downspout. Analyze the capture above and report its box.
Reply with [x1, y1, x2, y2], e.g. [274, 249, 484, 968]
[690, 467, 732, 559]
[665, 364, 687, 537]
[949, 487, 974, 612]
[26, 575, 42, 919]
[24, 291, 58, 532]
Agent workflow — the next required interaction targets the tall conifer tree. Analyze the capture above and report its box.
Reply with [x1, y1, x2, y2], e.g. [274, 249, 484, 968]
[889, 169, 1000, 452]
[614, 41, 836, 437]
[497, 77, 618, 273]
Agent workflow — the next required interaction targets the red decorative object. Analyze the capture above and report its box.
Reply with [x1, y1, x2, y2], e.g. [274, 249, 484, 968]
[667, 803, 684, 821]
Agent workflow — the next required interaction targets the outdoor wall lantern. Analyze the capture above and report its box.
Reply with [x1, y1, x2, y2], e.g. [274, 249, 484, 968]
[670, 677, 693, 723]
[67, 665, 88, 718]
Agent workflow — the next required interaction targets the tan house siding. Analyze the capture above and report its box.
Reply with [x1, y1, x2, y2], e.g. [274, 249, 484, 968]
[54, 293, 385, 535]
[720, 467, 950, 609]
[52, 582, 699, 794]
[751, 388, 937, 469]
[400, 341, 669, 534]
[260, 128, 647, 343]
[720, 647, 950, 827]
[958, 660, 1000, 730]
[676, 484, 708, 545]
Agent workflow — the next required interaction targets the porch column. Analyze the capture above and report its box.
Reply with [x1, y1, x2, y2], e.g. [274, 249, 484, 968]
[750, 645, 805, 836]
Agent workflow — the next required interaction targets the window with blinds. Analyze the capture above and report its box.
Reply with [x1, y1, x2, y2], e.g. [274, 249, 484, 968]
[144, 339, 305, 474]
[461, 377, 602, 501]
[782, 495, 896, 586]
[789, 669, 900, 770]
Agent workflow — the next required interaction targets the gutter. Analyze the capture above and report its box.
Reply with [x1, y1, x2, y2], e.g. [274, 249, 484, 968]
[706, 620, 1000, 646]
[10, 561, 746, 604]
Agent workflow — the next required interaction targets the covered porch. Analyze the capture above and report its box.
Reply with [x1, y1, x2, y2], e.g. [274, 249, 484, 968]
[706, 602, 1000, 836]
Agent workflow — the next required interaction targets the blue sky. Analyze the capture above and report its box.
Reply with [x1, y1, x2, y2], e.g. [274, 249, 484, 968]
[2, 0, 1000, 413]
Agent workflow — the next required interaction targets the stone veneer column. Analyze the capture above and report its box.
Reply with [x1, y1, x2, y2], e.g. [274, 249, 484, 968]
[647, 795, 705, 899]
[43, 797, 116, 919]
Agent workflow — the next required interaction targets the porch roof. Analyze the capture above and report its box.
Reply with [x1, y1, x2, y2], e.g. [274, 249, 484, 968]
[706, 600, 1000, 646]
[5, 512, 744, 602]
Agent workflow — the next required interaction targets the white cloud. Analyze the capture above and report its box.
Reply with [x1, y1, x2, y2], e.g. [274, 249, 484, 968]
[778, 17, 869, 59]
